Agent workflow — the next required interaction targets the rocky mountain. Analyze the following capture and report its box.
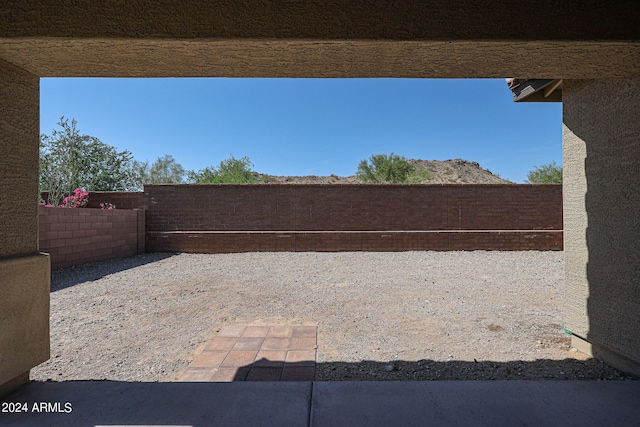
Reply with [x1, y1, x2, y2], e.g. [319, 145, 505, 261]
[255, 159, 512, 184]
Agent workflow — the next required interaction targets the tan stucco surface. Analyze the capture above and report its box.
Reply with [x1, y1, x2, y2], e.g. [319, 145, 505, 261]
[2, 1, 638, 40]
[1, 1, 639, 78]
[563, 79, 640, 363]
[0, 254, 50, 387]
[0, 60, 39, 258]
[0, 39, 638, 79]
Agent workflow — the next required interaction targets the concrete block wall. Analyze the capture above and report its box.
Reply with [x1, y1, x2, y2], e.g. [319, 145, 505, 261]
[85, 192, 145, 210]
[144, 184, 563, 253]
[147, 230, 562, 253]
[41, 191, 145, 210]
[38, 205, 145, 269]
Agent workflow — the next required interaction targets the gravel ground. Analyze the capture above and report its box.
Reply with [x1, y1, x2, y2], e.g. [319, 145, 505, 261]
[33, 251, 633, 382]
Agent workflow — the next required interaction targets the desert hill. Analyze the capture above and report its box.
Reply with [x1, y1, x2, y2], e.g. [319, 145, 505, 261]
[255, 159, 512, 184]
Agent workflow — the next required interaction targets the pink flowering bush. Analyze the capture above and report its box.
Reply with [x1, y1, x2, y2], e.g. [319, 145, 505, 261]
[59, 188, 89, 208]
[100, 202, 116, 210]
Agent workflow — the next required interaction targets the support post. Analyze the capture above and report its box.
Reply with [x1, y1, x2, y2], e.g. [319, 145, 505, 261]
[0, 59, 50, 395]
[563, 79, 640, 376]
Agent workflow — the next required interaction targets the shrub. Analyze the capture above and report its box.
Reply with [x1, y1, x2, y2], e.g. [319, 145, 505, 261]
[356, 153, 413, 183]
[525, 161, 563, 184]
[59, 188, 89, 208]
[188, 155, 257, 184]
[357, 153, 433, 184]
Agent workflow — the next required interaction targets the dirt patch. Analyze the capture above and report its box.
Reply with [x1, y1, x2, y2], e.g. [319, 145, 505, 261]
[32, 251, 633, 382]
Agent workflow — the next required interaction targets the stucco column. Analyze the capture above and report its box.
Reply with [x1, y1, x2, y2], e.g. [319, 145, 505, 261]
[0, 59, 50, 395]
[563, 79, 640, 376]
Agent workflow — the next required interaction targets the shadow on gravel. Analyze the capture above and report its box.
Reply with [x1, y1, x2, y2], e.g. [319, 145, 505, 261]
[312, 358, 636, 381]
[50, 253, 177, 292]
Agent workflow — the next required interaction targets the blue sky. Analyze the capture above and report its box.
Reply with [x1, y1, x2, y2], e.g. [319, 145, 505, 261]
[40, 78, 561, 183]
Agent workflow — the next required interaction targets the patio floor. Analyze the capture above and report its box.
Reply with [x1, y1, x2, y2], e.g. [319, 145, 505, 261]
[2, 380, 639, 426]
[177, 325, 317, 382]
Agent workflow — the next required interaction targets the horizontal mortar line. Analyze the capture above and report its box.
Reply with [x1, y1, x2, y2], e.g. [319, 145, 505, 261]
[147, 230, 563, 234]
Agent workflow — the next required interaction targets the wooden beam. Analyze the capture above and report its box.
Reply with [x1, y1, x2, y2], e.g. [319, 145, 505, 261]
[544, 79, 563, 97]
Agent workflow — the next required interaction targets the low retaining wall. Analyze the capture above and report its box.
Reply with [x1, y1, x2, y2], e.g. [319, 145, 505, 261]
[38, 205, 145, 269]
[146, 230, 562, 253]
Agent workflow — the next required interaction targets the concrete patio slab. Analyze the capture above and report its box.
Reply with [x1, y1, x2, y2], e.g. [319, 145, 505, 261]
[0, 381, 312, 427]
[2, 380, 640, 426]
[311, 381, 640, 427]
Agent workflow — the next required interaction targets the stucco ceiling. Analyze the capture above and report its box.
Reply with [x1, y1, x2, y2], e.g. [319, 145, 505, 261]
[1, 1, 639, 78]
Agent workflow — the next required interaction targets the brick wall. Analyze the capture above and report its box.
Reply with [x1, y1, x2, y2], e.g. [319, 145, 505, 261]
[84, 192, 145, 210]
[144, 184, 563, 253]
[41, 191, 145, 210]
[147, 230, 562, 253]
[38, 205, 145, 269]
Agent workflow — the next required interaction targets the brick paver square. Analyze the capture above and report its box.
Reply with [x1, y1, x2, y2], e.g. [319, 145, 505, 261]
[267, 326, 293, 338]
[221, 350, 258, 367]
[262, 337, 290, 350]
[212, 367, 250, 382]
[246, 367, 282, 381]
[285, 350, 316, 366]
[178, 367, 217, 382]
[232, 337, 264, 351]
[242, 326, 270, 337]
[217, 326, 246, 337]
[190, 350, 228, 368]
[180, 325, 318, 383]
[281, 366, 315, 381]
[289, 337, 316, 350]
[204, 336, 238, 351]
[254, 350, 287, 367]
[292, 326, 317, 338]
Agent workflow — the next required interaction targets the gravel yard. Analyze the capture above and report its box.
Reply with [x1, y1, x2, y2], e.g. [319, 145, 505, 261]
[32, 251, 632, 382]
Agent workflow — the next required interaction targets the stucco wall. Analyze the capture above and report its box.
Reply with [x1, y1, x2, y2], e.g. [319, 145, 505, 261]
[0, 59, 39, 258]
[563, 79, 640, 367]
[0, 60, 49, 394]
[0, 254, 50, 389]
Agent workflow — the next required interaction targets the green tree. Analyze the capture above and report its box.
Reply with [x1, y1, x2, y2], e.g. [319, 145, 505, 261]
[356, 153, 415, 183]
[187, 155, 257, 184]
[525, 161, 563, 184]
[40, 117, 137, 205]
[132, 154, 186, 190]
